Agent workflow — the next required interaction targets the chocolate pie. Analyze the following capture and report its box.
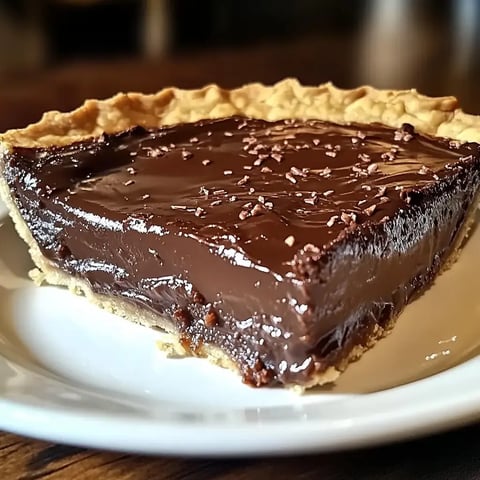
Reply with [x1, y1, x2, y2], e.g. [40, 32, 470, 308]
[1, 79, 479, 389]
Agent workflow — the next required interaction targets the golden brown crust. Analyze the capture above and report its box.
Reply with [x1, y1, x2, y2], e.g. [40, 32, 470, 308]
[1, 78, 480, 151]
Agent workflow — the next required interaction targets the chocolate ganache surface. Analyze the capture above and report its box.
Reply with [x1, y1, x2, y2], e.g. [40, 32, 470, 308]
[3, 116, 480, 386]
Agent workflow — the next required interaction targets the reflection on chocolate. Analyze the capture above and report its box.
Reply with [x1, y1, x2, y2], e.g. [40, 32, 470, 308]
[0, 214, 478, 393]
[3, 116, 480, 387]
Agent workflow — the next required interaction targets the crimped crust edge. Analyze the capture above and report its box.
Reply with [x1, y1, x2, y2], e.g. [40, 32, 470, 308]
[1, 78, 480, 150]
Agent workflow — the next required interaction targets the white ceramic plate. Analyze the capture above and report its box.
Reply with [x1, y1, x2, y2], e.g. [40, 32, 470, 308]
[0, 207, 479, 457]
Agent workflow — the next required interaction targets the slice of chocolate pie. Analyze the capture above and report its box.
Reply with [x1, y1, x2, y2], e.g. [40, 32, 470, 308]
[1, 79, 479, 389]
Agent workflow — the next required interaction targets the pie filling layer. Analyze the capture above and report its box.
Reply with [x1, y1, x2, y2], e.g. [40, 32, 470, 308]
[3, 116, 480, 386]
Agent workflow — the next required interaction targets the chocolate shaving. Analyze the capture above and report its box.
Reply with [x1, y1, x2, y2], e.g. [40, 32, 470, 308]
[250, 203, 265, 217]
[340, 211, 357, 226]
[145, 148, 163, 157]
[363, 204, 377, 216]
[195, 207, 206, 217]
[271, 144, 282, 153]
[316, 167, 331, 177]
[290, 166, 306, 177]
[358, 153, 371, 163]
[304, 196, 318, 205]
[326, 215, 338, 227]
[290, 244, 323, 281]
[284, 235, 296, 247]
[285, 172, 297, 184]
[238, 210, 249, 221]
[352, 165, 366, 175]
[356, 130, 367, 139]
[381, 152, 396, 162]
[237, 175, 250, 186]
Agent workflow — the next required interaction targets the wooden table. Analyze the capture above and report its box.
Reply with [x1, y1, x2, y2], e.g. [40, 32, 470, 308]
[0, 29, 480, 478]
[1, 425, 480, 479]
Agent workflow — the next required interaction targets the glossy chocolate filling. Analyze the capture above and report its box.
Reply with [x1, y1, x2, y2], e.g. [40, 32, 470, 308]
[3, 117, 480, 386]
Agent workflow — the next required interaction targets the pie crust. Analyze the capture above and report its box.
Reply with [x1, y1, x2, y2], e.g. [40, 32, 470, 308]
[1, 78, 480, 150]
[1, 78, 480, 391]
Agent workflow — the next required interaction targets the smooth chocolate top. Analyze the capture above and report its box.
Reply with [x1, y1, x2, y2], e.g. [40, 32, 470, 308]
[13, 118, 477, 274]
[4, 116, 480, 386]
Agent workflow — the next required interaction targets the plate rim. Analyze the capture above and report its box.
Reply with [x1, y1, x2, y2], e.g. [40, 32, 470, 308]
[0, 355, 479, 456]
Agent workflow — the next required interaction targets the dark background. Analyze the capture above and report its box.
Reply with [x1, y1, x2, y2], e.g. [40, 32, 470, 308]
[0, 0, 479, 130]
[0, 0, 458, 59]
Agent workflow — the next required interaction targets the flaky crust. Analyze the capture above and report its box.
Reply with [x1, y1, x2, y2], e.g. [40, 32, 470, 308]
[1, 78, 480, 151]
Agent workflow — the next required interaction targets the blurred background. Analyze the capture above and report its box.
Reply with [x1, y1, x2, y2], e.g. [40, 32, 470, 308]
[0, 0, 479, 131]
